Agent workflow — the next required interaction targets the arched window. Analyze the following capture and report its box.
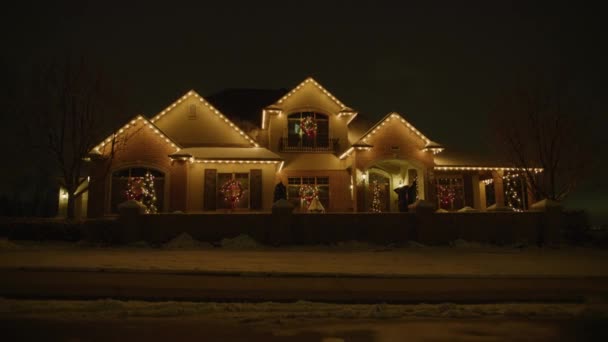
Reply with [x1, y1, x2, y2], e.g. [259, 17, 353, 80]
[110, 167, 165, 213]
[286, 112, 330, 150]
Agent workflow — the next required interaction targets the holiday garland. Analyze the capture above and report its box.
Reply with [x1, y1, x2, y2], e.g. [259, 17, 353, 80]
[141, 171, 158, 214]
[299, 184, 319, 207]
[220, 179, 244, 209]
[503, 172, 523, 211]
[300, 116, 318, 137]
[370, 180, 382, 213]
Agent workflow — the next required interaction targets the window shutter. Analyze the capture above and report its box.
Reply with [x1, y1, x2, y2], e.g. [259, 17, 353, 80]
[250, 169, 262, 210]
[204, 169, 217, 210]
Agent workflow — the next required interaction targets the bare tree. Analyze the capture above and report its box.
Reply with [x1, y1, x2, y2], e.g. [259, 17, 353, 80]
[27, 56, 128, 219]
[494, 76, 590, 202]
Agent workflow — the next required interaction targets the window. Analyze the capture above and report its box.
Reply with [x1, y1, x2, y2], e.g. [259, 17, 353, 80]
[287, 176, 330, 210]
[111, 167, 164, 213]
[436, 176, 464, 210]
[287, 112, 329, 148]
[217, 172, 250, 209]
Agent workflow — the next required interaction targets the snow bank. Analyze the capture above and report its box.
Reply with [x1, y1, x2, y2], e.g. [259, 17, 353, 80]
[163, 233, 211, 249]
[450, 239, 487, 248]
[221, 234, 262, 249]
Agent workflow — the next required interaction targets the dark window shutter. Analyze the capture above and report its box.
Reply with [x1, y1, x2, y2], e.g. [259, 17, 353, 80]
[250, 169, 262, 210]
[204, 169, 217, 210]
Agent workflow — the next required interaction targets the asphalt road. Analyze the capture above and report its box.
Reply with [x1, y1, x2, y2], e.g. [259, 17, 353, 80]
[2, 268, 608, 303]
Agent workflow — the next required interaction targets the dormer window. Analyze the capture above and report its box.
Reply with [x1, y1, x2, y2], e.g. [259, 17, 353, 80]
[284, 112, 331, 151]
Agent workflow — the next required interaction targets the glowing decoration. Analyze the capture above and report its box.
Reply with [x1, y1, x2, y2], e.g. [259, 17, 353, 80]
[437, 184, 456, 209]
[503, 172, 523, 212]
[435, 166, 543, 173]
[300, 116, 318, 137]
[125, 177, 144, 201]
[370, 180, 382, 213]
[299, 184, 319, 208]
[141, 171, 158, 214]
[220, 179, 244, 210]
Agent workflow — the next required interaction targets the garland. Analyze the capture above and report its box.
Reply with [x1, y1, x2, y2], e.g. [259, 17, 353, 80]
[299, 184, 319, 207]
[300, 116, 318, 137]
[220, 179, 244, 209]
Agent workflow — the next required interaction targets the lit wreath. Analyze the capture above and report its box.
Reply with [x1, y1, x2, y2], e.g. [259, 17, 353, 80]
[300, 116, 318, 137]
[220, 179, 244, 208]
[299, 184, 319, 206]
[125, 177, 143, 201]
[437, 184, 456, 207]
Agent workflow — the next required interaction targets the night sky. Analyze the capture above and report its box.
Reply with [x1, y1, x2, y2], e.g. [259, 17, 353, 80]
[1, 1, 606, 222]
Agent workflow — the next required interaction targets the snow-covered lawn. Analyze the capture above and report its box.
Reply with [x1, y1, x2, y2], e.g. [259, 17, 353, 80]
[1, 238, 608, 276]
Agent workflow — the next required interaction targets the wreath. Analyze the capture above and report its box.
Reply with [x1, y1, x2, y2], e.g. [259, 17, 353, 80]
[125, 177, 143, 201]
[437, 184, 456, 208]
[220, 179, 244, 209]
[300, 116, 318, 137]
[299, 184, 319, 207]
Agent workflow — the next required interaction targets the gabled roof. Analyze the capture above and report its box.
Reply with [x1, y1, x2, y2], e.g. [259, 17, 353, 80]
[357, 112, 434, 145]
[262, 77, 358, 129]
[150, 90, 260, 147]
[273, 77, 352, 110]
[92, 115, 181, 155]
[339, 112, 443, 159]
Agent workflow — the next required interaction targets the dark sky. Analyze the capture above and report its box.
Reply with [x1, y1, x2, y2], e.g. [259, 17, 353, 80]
[1, 1, 607, 222]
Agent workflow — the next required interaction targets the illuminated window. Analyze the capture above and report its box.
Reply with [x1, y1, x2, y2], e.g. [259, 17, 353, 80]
[287, 176, 329, 210]
[111, 167, 164, 213]
[286, 112, 329, 148]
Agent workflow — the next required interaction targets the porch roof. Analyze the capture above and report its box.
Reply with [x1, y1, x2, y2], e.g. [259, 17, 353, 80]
[170, 147, 282, 161]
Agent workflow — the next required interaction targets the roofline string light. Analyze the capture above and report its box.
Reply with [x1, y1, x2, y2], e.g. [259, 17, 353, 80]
[434, 166, 543, 173]
[185, 157, 281, 165]
[94, 116, 181, 154]
[261, 108, 282, 130]
[361, 113, 433, 146]
[150, 90, 259, 148]
[276, 78, 347, 108]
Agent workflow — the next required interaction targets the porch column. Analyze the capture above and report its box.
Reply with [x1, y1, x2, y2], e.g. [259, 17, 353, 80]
[492, 170, 505, 207]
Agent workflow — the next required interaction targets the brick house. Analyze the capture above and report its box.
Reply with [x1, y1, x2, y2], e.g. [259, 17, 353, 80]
[70, 77, 541, 218]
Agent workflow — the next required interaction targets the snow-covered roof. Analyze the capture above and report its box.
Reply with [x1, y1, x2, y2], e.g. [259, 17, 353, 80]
[171, 147, 282, 161]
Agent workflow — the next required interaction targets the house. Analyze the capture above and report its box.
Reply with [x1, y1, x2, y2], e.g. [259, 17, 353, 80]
[74, 77, 542, 218]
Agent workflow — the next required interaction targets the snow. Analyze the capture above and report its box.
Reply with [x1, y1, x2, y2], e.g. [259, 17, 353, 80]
[163, 233, 211, 249]
[221, 234, 262, 249]
[1, 241, 608, 277]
